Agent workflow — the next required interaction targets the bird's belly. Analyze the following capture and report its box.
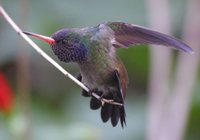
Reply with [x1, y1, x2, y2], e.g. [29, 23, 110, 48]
[78, 40, 117, 91]
[79, 63, 114, 90]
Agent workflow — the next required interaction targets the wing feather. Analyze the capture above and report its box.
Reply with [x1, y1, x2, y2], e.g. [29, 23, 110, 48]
[105, 22, 193, 53]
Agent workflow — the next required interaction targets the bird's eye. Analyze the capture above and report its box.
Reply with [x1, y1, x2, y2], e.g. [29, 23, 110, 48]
[61, 39, 68, 44]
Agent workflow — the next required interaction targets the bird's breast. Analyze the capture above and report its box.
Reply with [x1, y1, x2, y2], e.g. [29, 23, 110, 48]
[79, 59, 114, 89]
[78, 42, 117, 89]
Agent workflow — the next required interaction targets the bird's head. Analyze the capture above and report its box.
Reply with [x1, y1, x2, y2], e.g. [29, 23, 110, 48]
[23, 29, 88, 63]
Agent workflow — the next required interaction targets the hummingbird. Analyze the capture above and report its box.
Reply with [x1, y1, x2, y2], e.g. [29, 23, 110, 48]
[23, 22, 193, 128]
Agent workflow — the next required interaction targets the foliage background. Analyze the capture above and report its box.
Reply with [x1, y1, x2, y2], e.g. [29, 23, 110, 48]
[0, 0, 199, 140]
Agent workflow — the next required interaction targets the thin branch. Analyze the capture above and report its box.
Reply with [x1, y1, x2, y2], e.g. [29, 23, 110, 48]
[0, 5, 122, 107]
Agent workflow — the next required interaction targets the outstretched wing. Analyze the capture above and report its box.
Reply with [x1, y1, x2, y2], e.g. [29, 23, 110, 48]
[105, 22, 193, 53]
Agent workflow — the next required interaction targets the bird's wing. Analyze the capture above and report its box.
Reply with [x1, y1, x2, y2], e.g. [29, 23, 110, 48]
[114, 70, 124, 103]
[105, 22, 193, 53]
[113, 70, 127, 127]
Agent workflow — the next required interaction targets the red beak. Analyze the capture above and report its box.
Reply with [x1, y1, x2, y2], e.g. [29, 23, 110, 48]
[23, 31, 55, 44]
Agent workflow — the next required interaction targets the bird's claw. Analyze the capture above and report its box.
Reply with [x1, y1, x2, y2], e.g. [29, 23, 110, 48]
[100, 98, 114, 106]
[88, 89, 123, 106]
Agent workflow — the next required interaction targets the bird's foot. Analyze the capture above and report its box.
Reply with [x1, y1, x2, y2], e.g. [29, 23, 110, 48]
[89, 89, 115, 106]
[97, 93, 112, 106]
[89, 89, 123, 109]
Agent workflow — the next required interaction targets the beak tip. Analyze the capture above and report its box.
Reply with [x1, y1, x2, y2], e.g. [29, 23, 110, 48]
[23, 31, 31, 35]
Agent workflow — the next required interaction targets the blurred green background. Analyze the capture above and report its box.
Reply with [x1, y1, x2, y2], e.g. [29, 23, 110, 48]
[0, 0, 199, 140]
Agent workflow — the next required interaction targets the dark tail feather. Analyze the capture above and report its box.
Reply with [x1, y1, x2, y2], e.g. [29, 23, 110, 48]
[101, 104, 126, 128]
[111, 106, 120, 127]
[90, 97, 101, 110]
[101, 104, 112, 122]
[120, 106, 126, 128]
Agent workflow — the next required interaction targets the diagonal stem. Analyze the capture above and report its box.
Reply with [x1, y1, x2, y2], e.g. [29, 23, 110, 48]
[0, 5, 122, 107]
